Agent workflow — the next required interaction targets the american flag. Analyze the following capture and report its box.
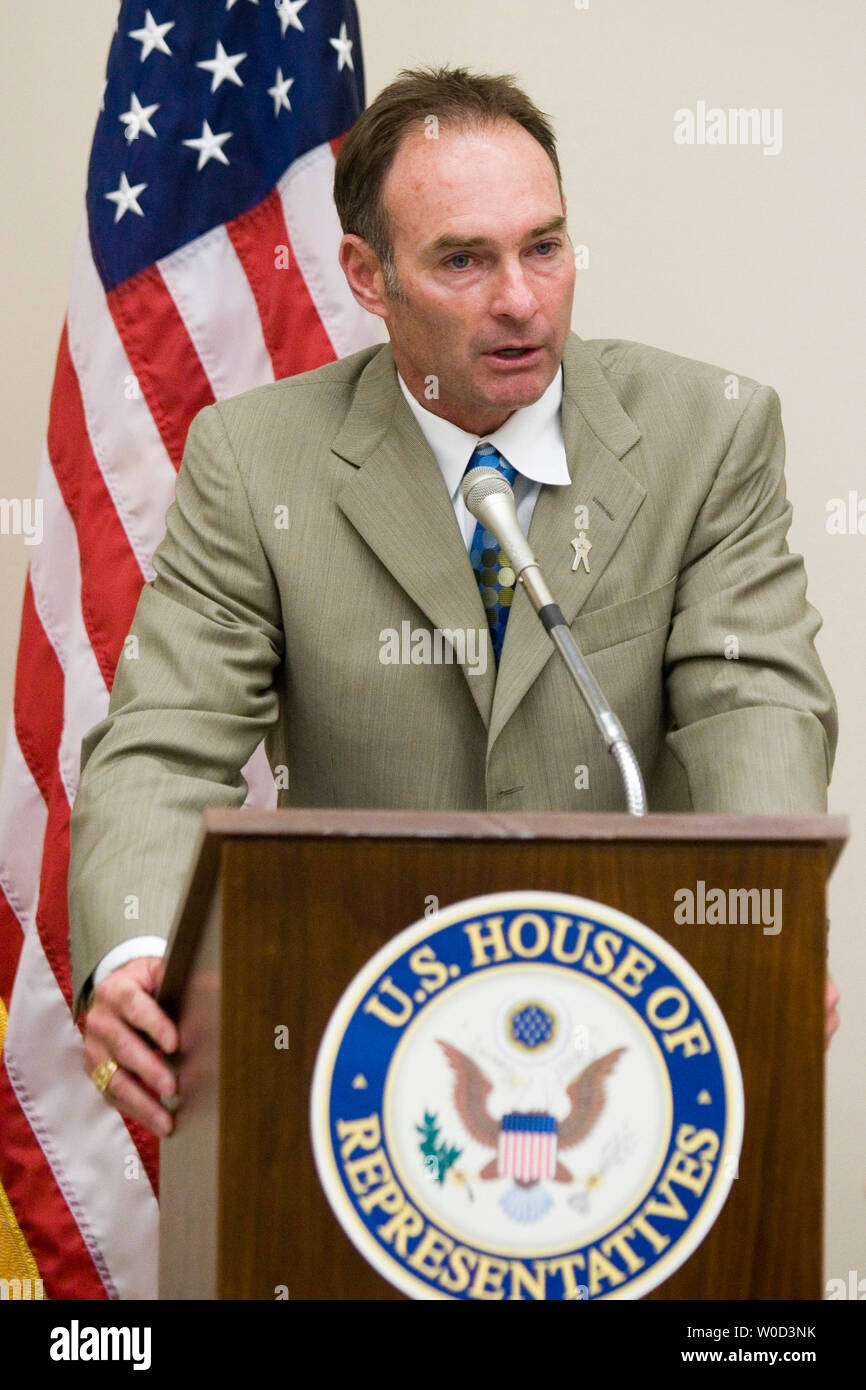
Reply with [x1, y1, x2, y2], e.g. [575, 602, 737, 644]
[498, 1113, 558, 1182]
[0, 0, 381, 1300]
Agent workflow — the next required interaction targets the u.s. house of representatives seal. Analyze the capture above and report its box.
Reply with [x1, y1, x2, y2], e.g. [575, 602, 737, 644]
[310, 892, 744, 1301]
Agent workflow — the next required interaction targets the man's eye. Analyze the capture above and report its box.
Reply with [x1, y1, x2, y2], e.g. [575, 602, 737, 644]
[534, 240, 558, 255]
[446, 253, 473, 269]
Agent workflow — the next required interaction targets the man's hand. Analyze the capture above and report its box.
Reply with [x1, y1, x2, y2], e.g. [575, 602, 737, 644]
[825, 973, 840, 1049]
[82, 957, 178, 1137]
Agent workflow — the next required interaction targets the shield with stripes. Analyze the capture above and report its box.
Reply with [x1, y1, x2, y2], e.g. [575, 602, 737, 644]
[497, 1112, 558, 1182]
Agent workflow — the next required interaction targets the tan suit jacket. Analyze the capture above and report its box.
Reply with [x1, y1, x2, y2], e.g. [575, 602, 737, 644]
[68, 332, 837, 1011]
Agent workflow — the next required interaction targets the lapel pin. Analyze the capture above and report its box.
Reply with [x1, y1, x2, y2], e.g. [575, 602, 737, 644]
[571, 529, 592, 573]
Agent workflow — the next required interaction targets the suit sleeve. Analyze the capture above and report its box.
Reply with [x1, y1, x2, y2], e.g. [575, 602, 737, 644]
[68, 402, 283, 1016]
[663, 384, 838, 812]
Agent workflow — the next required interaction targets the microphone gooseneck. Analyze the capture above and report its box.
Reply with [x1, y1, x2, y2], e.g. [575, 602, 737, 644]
[462, 466, 647, 816]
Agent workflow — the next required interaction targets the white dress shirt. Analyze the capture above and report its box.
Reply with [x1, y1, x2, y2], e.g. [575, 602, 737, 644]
[91, 367, 571, 989]
[396, 366, 570, 546]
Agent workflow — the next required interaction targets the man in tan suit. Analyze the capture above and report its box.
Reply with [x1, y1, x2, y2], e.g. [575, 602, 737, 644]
[70, 68, 838, 1137]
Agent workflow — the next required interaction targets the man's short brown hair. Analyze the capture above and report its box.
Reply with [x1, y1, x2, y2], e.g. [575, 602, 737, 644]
[333, 65, 563, 294]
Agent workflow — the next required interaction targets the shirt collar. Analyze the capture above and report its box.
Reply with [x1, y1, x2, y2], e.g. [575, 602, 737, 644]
[396, 366, 569, 501]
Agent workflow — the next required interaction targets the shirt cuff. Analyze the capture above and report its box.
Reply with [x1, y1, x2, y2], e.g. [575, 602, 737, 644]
[91, 937, 168, 990]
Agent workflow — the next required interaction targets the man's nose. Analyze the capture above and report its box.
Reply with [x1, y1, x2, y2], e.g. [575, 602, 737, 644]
[488, 259, 539, 319]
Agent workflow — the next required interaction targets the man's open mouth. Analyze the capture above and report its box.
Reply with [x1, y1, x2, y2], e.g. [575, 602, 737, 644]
[488, 345, 539, 358]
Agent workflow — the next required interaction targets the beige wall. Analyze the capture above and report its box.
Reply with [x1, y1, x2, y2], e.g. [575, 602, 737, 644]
[2, 0, 863, 1289]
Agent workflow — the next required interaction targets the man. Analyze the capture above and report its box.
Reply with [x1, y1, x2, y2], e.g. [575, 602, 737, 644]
[69, 67, 839, 1139]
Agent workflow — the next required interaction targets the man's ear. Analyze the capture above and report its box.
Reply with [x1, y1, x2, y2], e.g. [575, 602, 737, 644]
[339, 235, 389, 320]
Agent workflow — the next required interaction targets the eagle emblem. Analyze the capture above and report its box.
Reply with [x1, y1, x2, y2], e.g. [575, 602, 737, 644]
[437, 1037, 626, 1222]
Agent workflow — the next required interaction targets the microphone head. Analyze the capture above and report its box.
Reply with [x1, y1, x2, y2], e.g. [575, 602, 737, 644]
[461, 465, 515, 520]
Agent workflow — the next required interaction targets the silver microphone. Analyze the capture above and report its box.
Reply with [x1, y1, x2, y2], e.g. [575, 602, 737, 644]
[462, 465, 647, 816]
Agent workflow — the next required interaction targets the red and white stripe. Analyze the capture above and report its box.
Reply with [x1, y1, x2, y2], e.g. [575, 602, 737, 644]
[0, 137, 383, 1299]
[497, 1127, 559, 1183]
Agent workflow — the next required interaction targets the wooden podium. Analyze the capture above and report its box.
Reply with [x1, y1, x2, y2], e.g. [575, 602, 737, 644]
[157, 809, 846, 1301]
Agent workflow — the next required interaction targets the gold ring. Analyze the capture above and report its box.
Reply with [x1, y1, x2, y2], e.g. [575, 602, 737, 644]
[91, 1058, 119, 1095]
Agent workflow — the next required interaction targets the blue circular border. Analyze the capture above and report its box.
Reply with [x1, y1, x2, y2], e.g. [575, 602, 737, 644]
[312, 893, 744, 1301]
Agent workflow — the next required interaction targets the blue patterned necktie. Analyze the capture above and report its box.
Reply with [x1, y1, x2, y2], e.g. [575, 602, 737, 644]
[465, 443, 518, 665]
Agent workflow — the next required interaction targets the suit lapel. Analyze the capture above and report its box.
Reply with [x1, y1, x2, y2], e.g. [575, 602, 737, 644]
[332, 334, 647, 747]
[487, 335, 647, 752]
[333, 345, 496, 726]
